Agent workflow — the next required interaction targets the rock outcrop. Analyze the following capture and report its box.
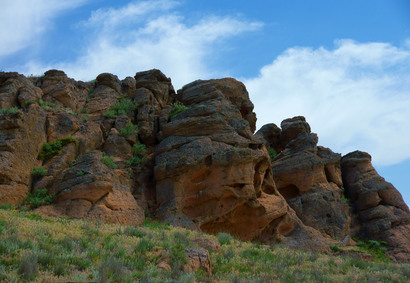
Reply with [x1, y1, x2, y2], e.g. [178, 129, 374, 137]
[0, 69, 409, 262]
[341, 151, 410, 262]
[259, 116, 350, 240]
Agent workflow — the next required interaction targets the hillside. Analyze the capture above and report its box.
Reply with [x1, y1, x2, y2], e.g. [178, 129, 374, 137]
[0, 69, 409, 271]
[0, 208, 409, 282]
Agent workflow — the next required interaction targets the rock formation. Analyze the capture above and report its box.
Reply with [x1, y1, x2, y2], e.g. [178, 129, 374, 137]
[0, 69, 409, 262]
[341, 151, 410, 263]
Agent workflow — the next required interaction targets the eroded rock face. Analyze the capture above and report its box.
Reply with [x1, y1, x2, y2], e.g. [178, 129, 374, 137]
[37, 151, 144, 225]
[267, 116, 350, 240]
[341, 151, 410, 263]
[0, 105, 46, 204]
[154, 79, 331, 250]
[1, 69, 409, 262]
[40, 70, 88, 112]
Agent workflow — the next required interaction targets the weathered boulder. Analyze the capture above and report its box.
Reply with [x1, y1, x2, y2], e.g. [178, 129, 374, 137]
[135, 69, 175, 107]
[0, 105, 46, 205]
[255, 123, 282, 153]
[37, 150, 144, 225]
[269, 117, 350, 240]
[341, 151, 410, 263]
[40, 70, 87, 112]
[156, 247, 212, 276]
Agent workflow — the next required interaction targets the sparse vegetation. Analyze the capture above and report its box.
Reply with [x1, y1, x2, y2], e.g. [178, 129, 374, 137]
[32, 166, 47, 177]
[120, 122, 139, 138]
[38, 137, 78, 161]
[102, 153, 117, 169]
[267, 147, 277, 160]
[104, 98, 138, 118]
[341, 195, 350, 204]
[356, 239, 389, 262]
[217, 232, 234, 245]
[0, 106, 19, 115]
[168, 101, 188, 118]
[0, 209, 407, 282]
[29, 99, 55, 111]
[126, 141, 147, 169]
[24, 189, 54, 209]
[86, 86, 94, 102]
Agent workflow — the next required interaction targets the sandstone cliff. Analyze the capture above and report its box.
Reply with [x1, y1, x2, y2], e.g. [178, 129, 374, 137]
[0, 69, 409, 262]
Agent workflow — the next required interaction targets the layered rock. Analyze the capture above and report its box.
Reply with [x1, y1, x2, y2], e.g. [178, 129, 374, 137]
[153, 79, 332, 251]
[341, 151, 410, 263]
[0, 105, 46, 204]
[260, 116, 350, 240]
[40, 69, 88, 112]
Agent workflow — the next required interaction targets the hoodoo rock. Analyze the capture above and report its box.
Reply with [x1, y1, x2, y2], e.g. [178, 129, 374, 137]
[0, 69, 409, 262]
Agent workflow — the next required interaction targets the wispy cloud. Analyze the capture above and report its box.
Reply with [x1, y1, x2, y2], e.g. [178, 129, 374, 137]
[23, 0, 262, 89]
[245, 39, 410, 166]
[0, 0, 87, 56]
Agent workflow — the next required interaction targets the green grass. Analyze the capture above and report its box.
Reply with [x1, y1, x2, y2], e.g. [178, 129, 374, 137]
[24, 189, 54, 209]
[102, 154, 117, 169]
[168, 101, 188, 118]
[104, 99, 138, 118]
[38, 137, 78, 161]
[0, 106, 19, 115]
[356, 240, 389, 262]
[32, 166, 47, 177]
[0, 209, 408, 282]
[120, 122, 139, 138]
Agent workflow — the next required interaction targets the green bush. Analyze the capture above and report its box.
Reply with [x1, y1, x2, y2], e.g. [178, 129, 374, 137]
[102, 154, 117, 169]
[133, 141, 147, 155]
[32, 166, 47, 177]
[357, 240, 389, 262]
[134, 238, 154, 254]
[38, 137, 78, 161]
[267, 147, 277, 160]
[217, 232, 234, 245]
[25, 189, 54, 209]
[0, 106, 19, 115]
[0, 203, 14, 210]
[126, 142, 147, 169]
[168, 101, 188, 118]
[120, 122, 139, 138]
[104, 99, 138, 118]
[34, 99, 55, 111]
[170, 244, 187, 278]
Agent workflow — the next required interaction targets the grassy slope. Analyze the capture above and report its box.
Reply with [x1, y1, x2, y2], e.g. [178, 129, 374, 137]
[0, 208, 409, 282]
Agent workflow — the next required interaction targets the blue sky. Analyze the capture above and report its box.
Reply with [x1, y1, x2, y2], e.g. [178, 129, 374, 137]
[1, 0, 409, 205]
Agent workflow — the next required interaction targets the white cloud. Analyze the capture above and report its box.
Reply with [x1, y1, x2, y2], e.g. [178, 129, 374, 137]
[0, 0, 87, 56]
[23, 0, 262, 89]
[245, 40, 410, 166]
